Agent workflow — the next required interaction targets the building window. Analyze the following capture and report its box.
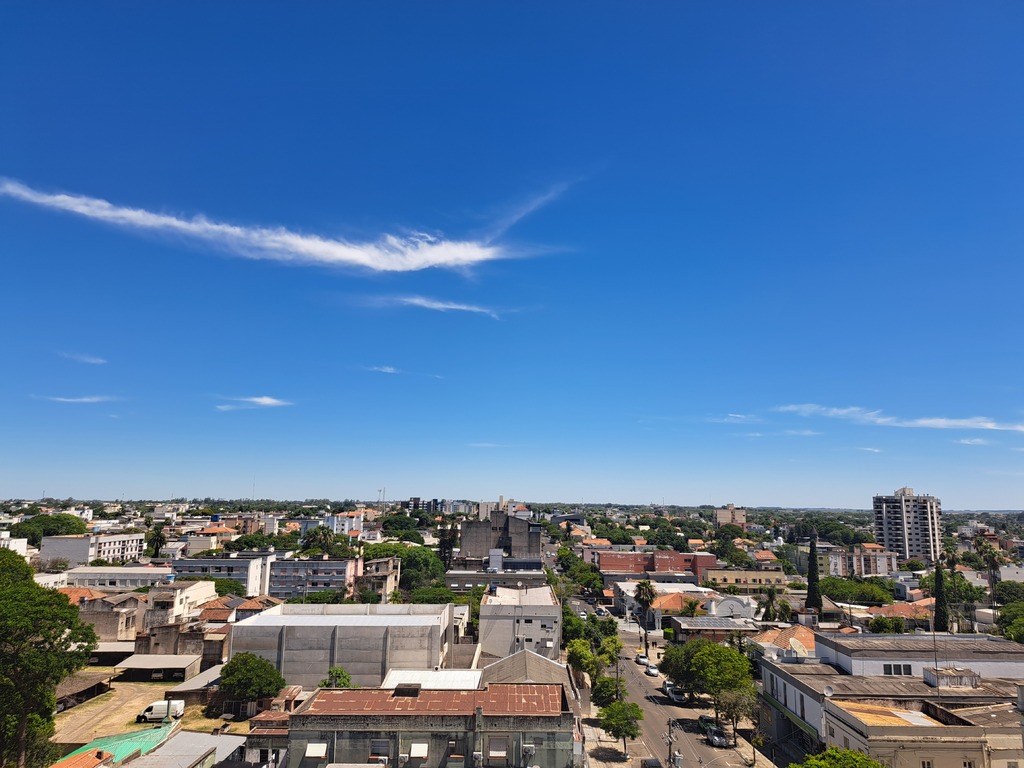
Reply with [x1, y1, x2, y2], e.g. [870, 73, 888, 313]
[921, 761, 932, 768]
[963, 762, 974, 768]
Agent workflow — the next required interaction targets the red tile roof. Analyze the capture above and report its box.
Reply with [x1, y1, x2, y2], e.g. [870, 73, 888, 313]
[59, 587, 109, 603]
[303, 684, 564, 717]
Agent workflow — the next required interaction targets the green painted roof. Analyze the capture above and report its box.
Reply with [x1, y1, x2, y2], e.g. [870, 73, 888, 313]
[63, 723, 176, 764]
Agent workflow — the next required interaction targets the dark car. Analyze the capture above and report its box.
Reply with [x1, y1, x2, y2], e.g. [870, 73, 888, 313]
[697, 715, 717, 733]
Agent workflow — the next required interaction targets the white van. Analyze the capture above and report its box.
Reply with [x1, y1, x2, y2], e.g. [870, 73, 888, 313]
[136, 699, 185, 723]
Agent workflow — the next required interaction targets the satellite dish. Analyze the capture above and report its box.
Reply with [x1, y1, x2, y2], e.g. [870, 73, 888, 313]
[823, 685, 834, 698]
[789, 638, 809, 657]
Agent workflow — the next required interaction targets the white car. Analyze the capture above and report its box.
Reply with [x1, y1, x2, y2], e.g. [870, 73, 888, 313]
[645, 664, 660, 677]
[634, 653, 649, 665]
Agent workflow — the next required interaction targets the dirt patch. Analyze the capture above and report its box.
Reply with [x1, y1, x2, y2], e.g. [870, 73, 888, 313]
[53, 678, 180, 747]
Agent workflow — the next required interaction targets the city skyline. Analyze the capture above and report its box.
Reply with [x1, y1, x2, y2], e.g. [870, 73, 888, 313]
[2, 5, 1024, 509]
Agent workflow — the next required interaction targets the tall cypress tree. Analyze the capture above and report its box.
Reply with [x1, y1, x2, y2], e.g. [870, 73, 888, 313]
[933, 562, 949, 633]
[805, 532, 823, 611]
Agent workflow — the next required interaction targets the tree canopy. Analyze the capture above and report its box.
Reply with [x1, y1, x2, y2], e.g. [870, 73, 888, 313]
[597, 700, 643, 755]
[790, 747, 886, 768]
[0, 550, 97, 768]
[10, 513, 88, 547]
[319, 666, 354, 688]
[220, 652, 285, 701]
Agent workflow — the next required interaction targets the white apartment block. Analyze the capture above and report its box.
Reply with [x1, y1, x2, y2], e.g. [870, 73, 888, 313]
[0, 531, 30, 559]
[40, 532, 146, 567]
[172, 552, 276, 597]
[478, 585, 562, 661]
[873, 487, 942, 562]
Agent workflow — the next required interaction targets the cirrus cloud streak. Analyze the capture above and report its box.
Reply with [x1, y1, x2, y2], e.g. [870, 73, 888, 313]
[216, 396, 293, 411]
[0, 178, 506, 273]
[778, 404, 1024, 432]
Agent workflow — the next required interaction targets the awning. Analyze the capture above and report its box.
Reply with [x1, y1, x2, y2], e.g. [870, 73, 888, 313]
[305, 743, 327, 758]
[410, 742, 429, 759]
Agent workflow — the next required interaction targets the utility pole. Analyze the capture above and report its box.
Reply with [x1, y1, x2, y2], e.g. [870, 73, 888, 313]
[663, 719, 682, 768]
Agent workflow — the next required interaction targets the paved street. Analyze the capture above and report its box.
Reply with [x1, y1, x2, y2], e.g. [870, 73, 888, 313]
[597, 622, 758, 768]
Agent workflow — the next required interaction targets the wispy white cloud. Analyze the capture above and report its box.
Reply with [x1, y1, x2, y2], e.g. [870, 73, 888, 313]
[59, 351, 107, 365]
[957, 438, 990, 446]
[396, 296, 500, 319]
[367, 366, 400, 375]
[484, 182, 571, 242]
[857, 447, 882, 453]
[777, 403, 1024, 433]
[216, 396, 292, 411]
[41, 395, 117, 403]
[784, 429, 821, 436]
[709, 413, 762, 424]
[0, 178, 508, 273]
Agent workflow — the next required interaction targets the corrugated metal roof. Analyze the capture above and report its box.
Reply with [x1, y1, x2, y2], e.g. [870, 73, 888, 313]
[62, 724, 177, 763]
[302, 684, 564, 717]
[117, 654, 201, 670]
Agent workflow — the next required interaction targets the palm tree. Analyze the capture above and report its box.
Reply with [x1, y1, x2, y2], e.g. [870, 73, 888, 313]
[758, 585, 780, 622]
[682, 598, 701, 617]
[634, 580, 657, 656]
[302, 524, 335, 552]
[976, 541, 1001, 607]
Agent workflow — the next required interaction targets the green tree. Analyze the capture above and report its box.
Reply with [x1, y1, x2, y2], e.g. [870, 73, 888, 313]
[319, 666, 355, 688]
[0, 550, 97, 768]
[867, 616, 905, 634]
[437, 523, 458, 570]
[566, 638, 596, 686]
[147, 524, 167, 558]
[597, 700, 643, 757]
[901, 560, 927, 572]
[633, 580, 657, 657]
[591, 676, 627, 708]
[805, 534, 822, 611]
[758, 585, 781, 622]
[995, 581, 1024, 606]
[176, 576, 246, 597]
[719, 682, 757, 746]
[791, 747, 886, 768]
[409, 586, 457, 604]
[301, 525, 335, 553]
[220, 652, 285, 702]
[692, 644, 752, 720]
[660, 638, 713, 702]
[996, 602, 1024, 632]
[933, 563, 949, 633]
[10, 513, 88, 548]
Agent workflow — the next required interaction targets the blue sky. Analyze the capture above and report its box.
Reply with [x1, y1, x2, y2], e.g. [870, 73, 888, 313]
[2, 4, 1023, 509]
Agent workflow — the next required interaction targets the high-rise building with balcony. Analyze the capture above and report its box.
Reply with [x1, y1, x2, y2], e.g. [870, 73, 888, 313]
[873, 487, 942, 563]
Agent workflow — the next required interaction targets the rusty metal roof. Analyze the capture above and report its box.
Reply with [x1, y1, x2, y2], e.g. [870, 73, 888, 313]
[301, 684, 564, 717]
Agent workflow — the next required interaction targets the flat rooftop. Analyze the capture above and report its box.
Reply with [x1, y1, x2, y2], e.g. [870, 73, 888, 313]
[821, 633, 1024, 660]
[481, 585, 557, 606]
[833, 700, 942, 727]
[234, 602, 448, 627]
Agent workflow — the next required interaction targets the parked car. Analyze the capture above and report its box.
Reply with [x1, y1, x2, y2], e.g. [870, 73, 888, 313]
[697, 715, 717, 733]
[634, 653, 649, 665]
[644, 664, 659, 677]
[666, 687, 686, 704]
[640, 760, 663, 768]
[706, 727, 730, 748]
[579, 611, 588, 619]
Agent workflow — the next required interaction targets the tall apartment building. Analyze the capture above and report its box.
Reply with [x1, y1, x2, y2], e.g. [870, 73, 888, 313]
[714, 503, 747, 531]
[873, 487, 942, 563]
